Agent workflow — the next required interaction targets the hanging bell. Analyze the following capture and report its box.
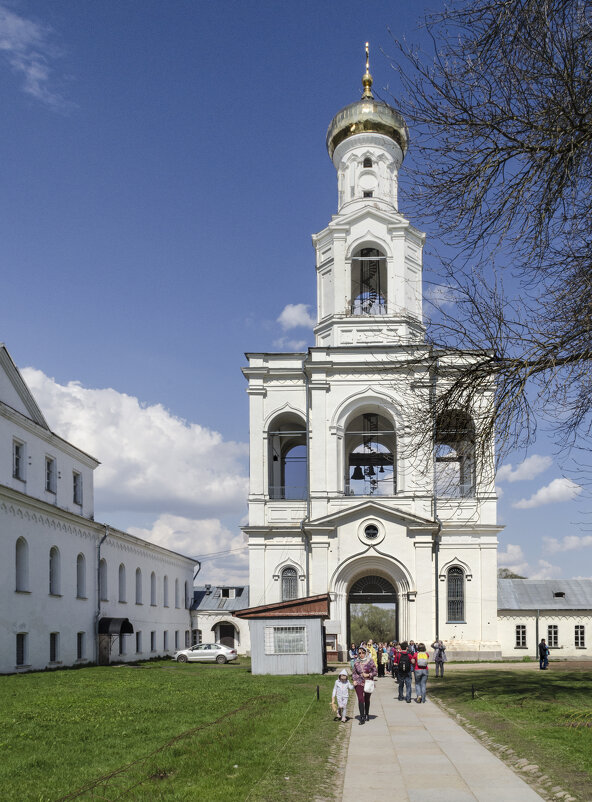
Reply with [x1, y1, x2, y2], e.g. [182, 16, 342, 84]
[379, 465, 385, 473]
[351, 465, 364, 480]
[367, 464, 375, 477]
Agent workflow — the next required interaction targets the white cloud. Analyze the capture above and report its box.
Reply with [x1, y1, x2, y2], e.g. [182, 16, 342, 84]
[424, 284, 456, 310]
[277, 304, 316, 330]
[128, 514, 248, 585]
[513, 477, 582, 509]
[22, 368, 248, 518]
[0, 4, 67, 107]
[498, 543, 525, 567]
[273, 336, 308, 351]
[496, 455, 552, 483]
[529, 560, 561, 580]
[543, 535, 592, 555]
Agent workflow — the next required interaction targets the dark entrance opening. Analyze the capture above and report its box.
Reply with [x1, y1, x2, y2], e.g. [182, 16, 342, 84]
[347, 575, 398, 645]
[218, 624, 236, 648]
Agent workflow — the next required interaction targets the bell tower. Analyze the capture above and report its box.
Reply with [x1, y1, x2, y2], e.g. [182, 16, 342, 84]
[314, 44, 426, 348]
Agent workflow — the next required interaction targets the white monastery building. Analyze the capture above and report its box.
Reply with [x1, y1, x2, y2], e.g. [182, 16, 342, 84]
[0, 345, 196, 673]
[242, 53, 505, 661]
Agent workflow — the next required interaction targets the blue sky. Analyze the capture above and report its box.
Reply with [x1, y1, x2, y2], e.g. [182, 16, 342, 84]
[1, 0, 590, 584]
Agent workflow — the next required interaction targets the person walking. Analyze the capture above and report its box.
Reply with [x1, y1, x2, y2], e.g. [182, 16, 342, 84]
[431, 639, 447, 677]
[539, 638, 550, 670]
[396, 641, 413, 703]
[349, 643, 357, 672]
[413, 643, 430, 703]
[352, 645, 377, 724]
[331, 669, 354, 723]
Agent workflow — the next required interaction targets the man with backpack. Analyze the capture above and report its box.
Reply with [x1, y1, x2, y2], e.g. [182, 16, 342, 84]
[396, 641, 413, 702]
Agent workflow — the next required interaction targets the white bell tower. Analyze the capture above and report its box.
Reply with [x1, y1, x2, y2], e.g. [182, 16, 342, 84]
[314, 44, 425, 348]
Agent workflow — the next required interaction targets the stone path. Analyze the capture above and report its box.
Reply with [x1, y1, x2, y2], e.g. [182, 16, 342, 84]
[341, 675, 545, 801]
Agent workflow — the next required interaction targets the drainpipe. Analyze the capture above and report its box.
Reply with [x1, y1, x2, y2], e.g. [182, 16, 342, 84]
[95, 525, 109, 663]
[300, 366, 311, 597]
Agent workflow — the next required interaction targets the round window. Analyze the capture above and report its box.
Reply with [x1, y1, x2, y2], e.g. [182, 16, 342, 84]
[364, 524, 379, 540]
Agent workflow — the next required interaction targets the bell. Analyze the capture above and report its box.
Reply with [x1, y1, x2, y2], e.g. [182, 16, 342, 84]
[367, 465, 375, 477]
[379, 465, 384, 473]
[351, 465, 364, 480]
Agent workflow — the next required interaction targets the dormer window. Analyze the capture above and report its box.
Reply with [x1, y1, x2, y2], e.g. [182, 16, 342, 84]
[363, 157, 373, 168]
[221, 588, 235, 599]
[553, 591, 565, 598]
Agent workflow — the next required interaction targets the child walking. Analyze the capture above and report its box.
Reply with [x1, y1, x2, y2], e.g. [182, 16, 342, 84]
[331, 669, 353, 722]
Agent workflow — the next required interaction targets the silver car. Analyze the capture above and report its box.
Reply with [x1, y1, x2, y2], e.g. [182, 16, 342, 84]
[174, 642, 237, 664]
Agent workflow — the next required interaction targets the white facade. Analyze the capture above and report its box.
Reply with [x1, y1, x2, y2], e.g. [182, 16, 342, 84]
[0, 344, 195, 674]
[243, 71, 502, 660]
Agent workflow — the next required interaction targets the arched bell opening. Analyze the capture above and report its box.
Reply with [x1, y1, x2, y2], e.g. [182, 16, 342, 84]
[268, 413, 307, 500]
[351, 247, 387, 315]
[345, 411, 396, 496]
[347, 574, 398, 645]
[435, 410, 476, 498]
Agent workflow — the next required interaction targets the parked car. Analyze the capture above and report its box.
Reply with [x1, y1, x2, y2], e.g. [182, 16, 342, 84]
[174, 642, 237, 664]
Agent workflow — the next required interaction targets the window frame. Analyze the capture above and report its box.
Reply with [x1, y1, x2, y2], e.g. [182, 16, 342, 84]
[281, 567, 298, 601]
[446, 566, 465, 623]
[72, 471, 83, 506]
[515, 624, 527, 648]
[49, 632, 60, 663]
[547, 624, 559, 648]
[13, 440, 25, 480]
[49, 546, 61, 596]
[575, 624, 585, 648]
[264, 625, 307, 655]
[77, 631, 86, 660]
[15, 537, 29, 592]
[16, 633, 28, 667]
[76, 553, 86, 599]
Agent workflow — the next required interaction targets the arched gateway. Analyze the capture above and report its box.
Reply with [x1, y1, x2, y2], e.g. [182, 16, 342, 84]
[348, 575, 398, 643]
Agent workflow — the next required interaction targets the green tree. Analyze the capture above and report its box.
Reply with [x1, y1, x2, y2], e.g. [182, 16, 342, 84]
[350, 604, 396, 644]
[498, 568, 527, 579]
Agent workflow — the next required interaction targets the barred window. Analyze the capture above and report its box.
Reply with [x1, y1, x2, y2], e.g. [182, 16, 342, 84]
[281, 567, 298, 601]
[548, 624, 558, 648]
[515, 624, 527, 648]
[447, 567, 465, 622]
[575, 625, 585, 648]
[265, 626, 307, 655]
[16, 633, 27, 666]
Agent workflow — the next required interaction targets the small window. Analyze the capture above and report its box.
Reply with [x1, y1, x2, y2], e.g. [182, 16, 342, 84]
[548, 624, 558, 648]
[50, 632, 59, 662]
[13, 440, 24, 480]
[175, 631, 179, 650]
[76, 553, 86, 598]
[515, 624, 526, 648]
[99, 558, 108, 601]
[49, 546, 61, 595]
[150, 631, 156, 651]
[185, 630, 190, 648]
[45, 457, 56, 493]
[15, 537, 29, 592]
[281, 567, 298, 601]
[77, 632, 85, 660]
[163, 575, 169, 607]
[175, 578, 180, 608]
[73, 472, 82, 505]
[363, 157, 373, 168]
[447, 567, 465, 622]
[136, 631, 142, 653]
[118, 563, 126, 603]
[163, 631, 169, 651]
[363, 191, 373, 198]
[221, 588, 236, 599]
[16, 633, 27, 666]
[553, 591, 565, 598]
[364, 524, 379, 540]
[575, 625, 585, 648]
[150, 572, 156, 605]
[185, 580, 189, 609]
[135, 567, 142, 604]
[265, 626, 307, 654]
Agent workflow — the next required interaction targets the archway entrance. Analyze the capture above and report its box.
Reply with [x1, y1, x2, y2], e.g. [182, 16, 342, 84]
[347, 575, 398, 645]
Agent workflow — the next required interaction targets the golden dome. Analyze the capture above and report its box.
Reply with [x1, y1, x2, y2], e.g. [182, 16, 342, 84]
[326, 44, 408, 160]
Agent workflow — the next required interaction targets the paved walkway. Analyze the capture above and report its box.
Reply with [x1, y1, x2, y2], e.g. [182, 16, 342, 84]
[341, 676, 545, 802]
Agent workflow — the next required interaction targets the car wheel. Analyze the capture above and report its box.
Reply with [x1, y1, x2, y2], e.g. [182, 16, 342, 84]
[215, 655, 227, 664]
[177, 654, 188, 663]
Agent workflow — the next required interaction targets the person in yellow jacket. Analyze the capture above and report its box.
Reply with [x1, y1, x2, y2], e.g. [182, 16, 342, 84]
[366, 639, 378, 665]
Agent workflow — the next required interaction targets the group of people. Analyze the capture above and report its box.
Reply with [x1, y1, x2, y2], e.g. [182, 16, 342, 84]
[332, 638, 448, 725]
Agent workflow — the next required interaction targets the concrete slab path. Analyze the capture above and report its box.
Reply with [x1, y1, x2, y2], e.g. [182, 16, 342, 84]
[341, 676, 545, 802]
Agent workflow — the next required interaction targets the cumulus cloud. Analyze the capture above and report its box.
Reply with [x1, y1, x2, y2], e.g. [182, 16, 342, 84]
[497, 544, 529, 575]
[424, 284, 456, 310]
[0, 4, 67, 107]
[277, 303, 316, 330]
[128, 514, 249, 585]
[513, 477, 582, 509]
[22, 368, 248, 517]
[496, 455, 552, 483]
[529, 560, 561, 580]
[273, 336, 308, 351]
[543, 535, 592, 555]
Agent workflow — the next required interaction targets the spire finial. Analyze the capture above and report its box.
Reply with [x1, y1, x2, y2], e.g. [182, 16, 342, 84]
[362, 41, 373, 98]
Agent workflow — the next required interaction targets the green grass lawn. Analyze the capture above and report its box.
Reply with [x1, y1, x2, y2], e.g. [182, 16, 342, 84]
[0, 660, 346, 801]
[428, 667, 592, 800]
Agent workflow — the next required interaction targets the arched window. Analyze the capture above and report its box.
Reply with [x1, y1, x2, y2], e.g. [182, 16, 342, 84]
[136, 568, 142, 604]
[175, 578, 180, 608]
[351, 247, 387, 315]
[281, 567, 298, 601]
[268, 413, 307, 500]
[163, 575, 169, 607]
[49, 546, 60, 595]
[118, 563, 126, 603]
[363, 157, 373, 168]
[345, 411, 395, 496]
[150, 572, 156, 605]
[76, 553, 86, 598]
[435, 411, 475, 497]
[15, 537, 29, 592]
[447, 567, 465, 622]
[99, 558, 108, 601]
[184, 580, 189, 609]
